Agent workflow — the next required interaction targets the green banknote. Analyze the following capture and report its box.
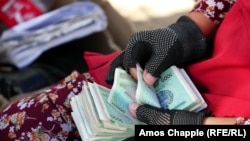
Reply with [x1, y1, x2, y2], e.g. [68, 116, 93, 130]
[71, 81, 134, 141]
[108, 65, 206, 113]
[154, 66, 202, 110]
[93, 82, 137, 130]
[108, 68, 144, 124]
[136, 64, 161, 108]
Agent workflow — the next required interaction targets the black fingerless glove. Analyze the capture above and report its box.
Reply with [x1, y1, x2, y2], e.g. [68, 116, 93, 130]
[105, 16, 207, 84]
[136, 105, 209, 125]
[169, 16, 207, 65]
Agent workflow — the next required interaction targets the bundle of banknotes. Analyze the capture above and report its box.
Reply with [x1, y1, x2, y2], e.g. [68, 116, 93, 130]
[70, 65, 207, 141]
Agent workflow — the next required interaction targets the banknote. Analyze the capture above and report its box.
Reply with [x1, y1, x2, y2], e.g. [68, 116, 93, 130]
[88, 81, 110, 122]
[80, 82, 101, 135]
[70, 96, 91, 138]
[136, 64, 161, 108]
[178, 69, 207, 112]
[88, 82, 131, 131]
[108, 68, 143, 124]
[70, 65, 207, 141]
[81, 82, 126, 135]
[71, 81, 134, 141]
[93, 82, 137, 130]
[108, 65, 207, 113]
[154, 65, 204, 110]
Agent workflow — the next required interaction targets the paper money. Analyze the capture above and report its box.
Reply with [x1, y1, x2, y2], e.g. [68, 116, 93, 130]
[70, 96, 90, 138]
[88, 81, 110, 122]
[70, 65, 207, 141]
[81, 82, 123, 135]
[71, 81, 135, 141]
[109, 65, 206, 112]
[154, 65, 206, 111]
[171, 68, 207, 111]
[108, 68, 143, 124]
[136, 64, 161, 108]
[80, 82, 101, 135]
[93, 82, 136, 130]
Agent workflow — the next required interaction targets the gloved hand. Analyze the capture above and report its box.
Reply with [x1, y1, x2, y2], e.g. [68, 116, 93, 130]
[105, 16, 207, 84]
[130, 104, 209, 125]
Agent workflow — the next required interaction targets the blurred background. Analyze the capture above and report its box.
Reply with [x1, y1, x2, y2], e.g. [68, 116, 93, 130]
[0, 0, 197, 110]
[109, 0, 196, 31]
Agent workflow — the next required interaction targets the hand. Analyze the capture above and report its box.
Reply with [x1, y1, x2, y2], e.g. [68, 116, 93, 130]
[105, 16, 207, 85]
[129, 103, 208, 125]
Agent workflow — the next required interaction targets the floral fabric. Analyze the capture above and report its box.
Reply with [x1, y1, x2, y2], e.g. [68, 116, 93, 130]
[192, 0, 236, 24]
[0, 71, 93, 141]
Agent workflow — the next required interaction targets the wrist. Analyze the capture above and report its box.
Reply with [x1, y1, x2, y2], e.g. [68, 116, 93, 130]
[235, 117, 250, 125]
[169, 15, 207, 66]
[203, 117, 250, 125]
[187, 12, 218, 40]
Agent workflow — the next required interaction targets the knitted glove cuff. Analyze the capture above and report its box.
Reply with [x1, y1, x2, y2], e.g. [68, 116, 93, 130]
[136, 104, 210, 125]
[170, 16, 207, 66]
[172, 110, 209, 125]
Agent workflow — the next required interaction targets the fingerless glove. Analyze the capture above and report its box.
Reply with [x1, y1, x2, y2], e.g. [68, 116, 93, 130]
[106, 16, 207, 84]
[136, 104, 209, 125]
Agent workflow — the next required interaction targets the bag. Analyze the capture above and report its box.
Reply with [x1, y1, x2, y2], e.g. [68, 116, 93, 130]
[0, 63, 66, 99]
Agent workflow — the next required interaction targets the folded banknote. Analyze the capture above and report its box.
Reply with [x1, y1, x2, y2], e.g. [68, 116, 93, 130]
[70, 65, 207, 140]
[135, 64, 207, 112]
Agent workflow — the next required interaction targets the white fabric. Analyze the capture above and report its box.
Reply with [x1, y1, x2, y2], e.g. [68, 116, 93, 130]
[0, 1, 107, 68]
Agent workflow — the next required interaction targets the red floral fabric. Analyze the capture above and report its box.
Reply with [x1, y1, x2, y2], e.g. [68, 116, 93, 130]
[0, 71, 93, 141]
[192, 0, 236, 24]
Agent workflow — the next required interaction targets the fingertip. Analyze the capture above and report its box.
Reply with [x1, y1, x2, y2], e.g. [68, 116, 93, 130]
[129, 68, 137, 80]
[129, 102, 140, 117]
[143, 71, 157, 85]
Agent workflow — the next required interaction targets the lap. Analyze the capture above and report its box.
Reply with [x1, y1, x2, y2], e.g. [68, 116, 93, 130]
[0, 71, 90, 141]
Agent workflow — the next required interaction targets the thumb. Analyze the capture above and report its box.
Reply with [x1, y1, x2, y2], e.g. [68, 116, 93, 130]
[129, 102, 140, 118]
[143, 70, 158, 86]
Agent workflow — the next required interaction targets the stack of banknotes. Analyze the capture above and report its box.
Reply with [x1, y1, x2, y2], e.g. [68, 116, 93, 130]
[70, 65, 207, 140]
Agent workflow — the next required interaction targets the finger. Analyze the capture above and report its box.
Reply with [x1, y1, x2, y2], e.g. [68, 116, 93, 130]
[123, 32, 153, 70]
[144, 47, 174, 79]
[143, 69, 158, 86]
[135, 104, 164, 125]
[145, 59, 170, 80]
[128, 67, 137, 80]
[129, 102, 140, 118]
[129, 64, 158, 85]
